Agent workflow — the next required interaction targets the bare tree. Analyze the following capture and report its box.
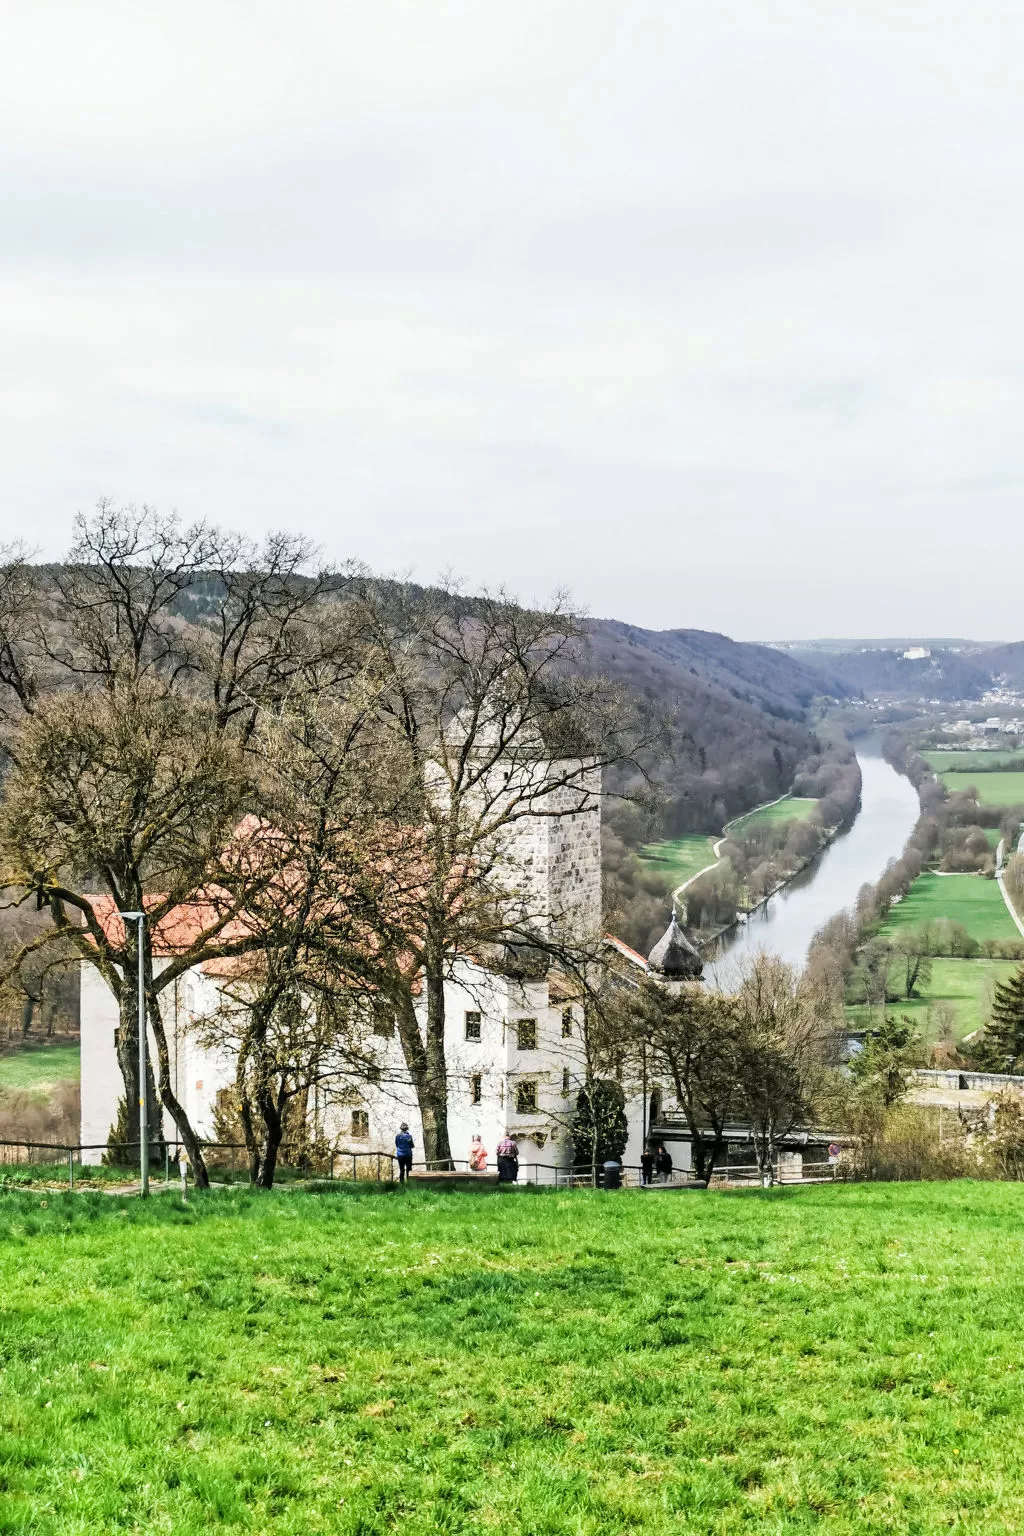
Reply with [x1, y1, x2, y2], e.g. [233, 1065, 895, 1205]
[0, 504, 360, 1182]
[348, 580, 646, 1166]
[733, 953, 840, 1185]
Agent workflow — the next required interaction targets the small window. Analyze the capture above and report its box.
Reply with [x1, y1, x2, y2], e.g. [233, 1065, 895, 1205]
[471, 1073, 482, 1105]
[516, 1018, 537, 1051]
[561, 1067, 570, 1097]
[515, 1080, 537, 1114]
[373, 1014, 395, 1038]
[465, 1011, 482, 1041]
[561, 1008, 573, 1038]
[366, 1064, 382, 1085]
[351, 1109, 369, 1140]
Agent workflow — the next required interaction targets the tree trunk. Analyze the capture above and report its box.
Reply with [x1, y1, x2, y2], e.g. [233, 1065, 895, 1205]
[21, 995, 36, 1037]
[146, 990, 209, 1188]
[393, 972, 453, 1170]
[254, 1061, 284, 1190]
[423, 958, 453, 1169]
[115, 988, 161, 1159]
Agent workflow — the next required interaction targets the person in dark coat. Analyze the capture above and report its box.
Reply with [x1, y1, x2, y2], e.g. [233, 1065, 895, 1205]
[496, 1135, 519, 1183]
[395, 1122, 414, 1184]
[640, 1146, 654, 1186]
[655, 1144, 673, 1183]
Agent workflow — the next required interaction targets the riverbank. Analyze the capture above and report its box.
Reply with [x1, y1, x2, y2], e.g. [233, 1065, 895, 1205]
[710, 747, 921, 975]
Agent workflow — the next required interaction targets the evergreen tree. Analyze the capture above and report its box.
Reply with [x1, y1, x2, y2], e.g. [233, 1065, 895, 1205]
[571, 1080, 628, 1174]
[973, 965, 1024, 1073]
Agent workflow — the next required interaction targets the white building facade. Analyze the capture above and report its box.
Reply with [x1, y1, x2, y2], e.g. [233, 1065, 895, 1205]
[79, 747, 666, 1177]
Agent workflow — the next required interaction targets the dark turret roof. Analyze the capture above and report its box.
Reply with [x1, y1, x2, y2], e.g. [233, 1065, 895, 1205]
[648, 912, 704, 980]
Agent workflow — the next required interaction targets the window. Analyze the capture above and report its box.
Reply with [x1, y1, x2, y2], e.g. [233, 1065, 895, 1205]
[515, 1080, 537, 1114]
[561, 1008, 573, 1038]
[561, 1068, 570, 1098]
[465, 1011, 482, 1041]
[351, 1109, 369, 1140]
[516, 1018, 537, 1051]
[373, 1014, 395, 1038]
[366, 1064, 382, 1085]
[471, 1073, 482, 1105]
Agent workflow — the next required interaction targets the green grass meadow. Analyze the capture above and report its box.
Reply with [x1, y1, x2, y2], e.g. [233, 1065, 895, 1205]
[936, 771, 1024, 807]
[638, 834, 718, 889]
[882, 871, 1019, 943]
[725, 796, 818, 835]
[0, 1040, 80, 1096]
[846, 956, 1017, 1041]
[923, 750, 1024, 773]
[8, 1182, 1024, 1532]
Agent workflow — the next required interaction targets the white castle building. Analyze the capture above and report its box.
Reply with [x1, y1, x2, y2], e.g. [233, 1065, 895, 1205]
[79, 742, 706, 1178]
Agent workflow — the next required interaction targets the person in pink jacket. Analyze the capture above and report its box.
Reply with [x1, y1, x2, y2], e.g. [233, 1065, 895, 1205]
[469, 1134, 488, 1172]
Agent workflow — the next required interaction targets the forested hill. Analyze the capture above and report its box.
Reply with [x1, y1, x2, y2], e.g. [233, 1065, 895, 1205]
[784, 645, 994, 701]
[589, 622, 851, 720]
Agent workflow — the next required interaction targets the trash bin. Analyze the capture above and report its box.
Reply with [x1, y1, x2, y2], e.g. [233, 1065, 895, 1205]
[602, 1159, 622, 1190]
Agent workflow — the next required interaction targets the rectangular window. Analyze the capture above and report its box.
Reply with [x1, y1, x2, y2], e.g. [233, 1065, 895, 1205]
[516, 1018, 537, 1051]
[351, 1109, 369, 1140]
[471, 1073, 482, 1105]
[561, 1068, 570, 1098]
[373, 1014, 395, 1038]
[561, 1008, 573, 1038]
[465, 1011, 482, 1041]
[515, 1080, 537, 1114]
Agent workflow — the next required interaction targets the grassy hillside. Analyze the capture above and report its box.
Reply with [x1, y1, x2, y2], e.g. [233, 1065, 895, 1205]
[7, 1183, 1024, 1532]
[0, 1040, 80, 1095]
[637, 834, 718, 890]
[726, 796, 819, 835]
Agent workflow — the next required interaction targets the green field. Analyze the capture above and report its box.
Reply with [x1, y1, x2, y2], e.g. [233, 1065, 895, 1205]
[882, 871, 1019, 943]
[846, 956, 1018, 1041]
[9, 1183, 1024, 1531]
[923, 750, 1024, 772]
[726, 796, 819, 836]
[0, 1039, 80, 1094]
[938, 771, 1024, 807]
[638, 833, 718, 888]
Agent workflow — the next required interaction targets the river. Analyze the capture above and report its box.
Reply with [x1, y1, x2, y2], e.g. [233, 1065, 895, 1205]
[709, 742, 920, 980]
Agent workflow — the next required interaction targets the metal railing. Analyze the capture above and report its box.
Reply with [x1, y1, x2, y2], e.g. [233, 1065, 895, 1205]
[0, 1139, 396, 1190]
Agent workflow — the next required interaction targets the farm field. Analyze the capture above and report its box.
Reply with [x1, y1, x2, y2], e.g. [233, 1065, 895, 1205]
[882, 871, 1019, 943]
[725, 796, 818, 835]
[8, 1182, 1024, 1532]
[845, 956, 1017, 1041]
[0, 1039, 80, 1095]
[638, 833, 718, 888]
[937, 770, 1024, 807]
[923, 750, 1024, 772]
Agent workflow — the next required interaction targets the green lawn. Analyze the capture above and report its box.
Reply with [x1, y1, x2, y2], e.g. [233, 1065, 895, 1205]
[726, 796, 818, 835]
[923, 750, 1023, 772]
[846, 956, 1018, 1041]
[938, 771, 1024, 807]
[0, 1039, 80, 1094]
[638, 834, 718, 888]
[882, 871, 1019, 943]
[9, 1182, 1024, 1531]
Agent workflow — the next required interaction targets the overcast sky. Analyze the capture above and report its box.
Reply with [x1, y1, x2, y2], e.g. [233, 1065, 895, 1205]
[2, 3, 1023, 641]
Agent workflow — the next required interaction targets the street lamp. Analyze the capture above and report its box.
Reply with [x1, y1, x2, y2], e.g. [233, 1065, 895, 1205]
[118, 910, 148, 1197]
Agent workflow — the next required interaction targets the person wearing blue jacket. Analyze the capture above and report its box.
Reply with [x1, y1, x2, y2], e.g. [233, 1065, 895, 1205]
[395, 1122, 414, 1184]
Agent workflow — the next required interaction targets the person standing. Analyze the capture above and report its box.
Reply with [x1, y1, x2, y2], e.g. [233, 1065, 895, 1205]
[395, 1122, 414, 1184]
[496, 1134, 519, 1183]
[469, 1134, 488, 1173]
[640, 1145, 654, 1186]
[655, 1143, 673, 1184]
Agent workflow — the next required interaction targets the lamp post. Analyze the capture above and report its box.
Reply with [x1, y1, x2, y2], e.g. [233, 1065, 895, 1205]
[118, 910, 148, 1197]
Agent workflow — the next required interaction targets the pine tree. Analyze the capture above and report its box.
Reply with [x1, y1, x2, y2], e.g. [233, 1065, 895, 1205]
[974, 965, 1024, 1073]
